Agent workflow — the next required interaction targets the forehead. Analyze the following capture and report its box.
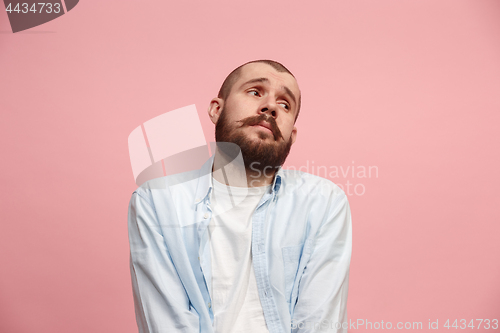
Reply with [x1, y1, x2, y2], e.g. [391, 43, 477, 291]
[235, 62, 300, 98]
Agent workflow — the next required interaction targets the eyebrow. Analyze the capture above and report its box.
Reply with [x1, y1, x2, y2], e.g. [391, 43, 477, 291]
[241, 77, 297, 106]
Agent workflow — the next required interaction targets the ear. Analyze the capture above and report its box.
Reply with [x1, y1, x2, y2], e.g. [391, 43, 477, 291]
[290, 126, 298, 145]
[208, 98, 224, 125]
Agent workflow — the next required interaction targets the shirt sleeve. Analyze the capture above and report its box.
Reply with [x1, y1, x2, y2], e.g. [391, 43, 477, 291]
[128, 190, 200, 333]
[291, 192, 352, 333]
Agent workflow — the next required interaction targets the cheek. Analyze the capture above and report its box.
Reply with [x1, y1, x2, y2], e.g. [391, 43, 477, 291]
[224, 102, 248, 121]
[280, 121, 295, 138]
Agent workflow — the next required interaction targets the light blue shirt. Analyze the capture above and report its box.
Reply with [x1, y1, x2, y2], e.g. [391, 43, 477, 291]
[128, 155, 352, 333]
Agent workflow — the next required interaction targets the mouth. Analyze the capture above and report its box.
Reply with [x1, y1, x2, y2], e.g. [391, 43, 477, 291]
[237, 115, 282, 140]
[253, 121, 274, 134]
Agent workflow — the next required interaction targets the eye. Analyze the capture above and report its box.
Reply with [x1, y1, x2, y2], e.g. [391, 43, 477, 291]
[279, 102, 290, 110]
[248, 90, 260, 97]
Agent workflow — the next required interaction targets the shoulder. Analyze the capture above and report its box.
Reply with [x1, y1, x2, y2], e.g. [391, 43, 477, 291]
[132, 169, 201, 204]
[279, 169, 347, 203]
[277, 170, 351, 238]
[279, 169, 350, 222]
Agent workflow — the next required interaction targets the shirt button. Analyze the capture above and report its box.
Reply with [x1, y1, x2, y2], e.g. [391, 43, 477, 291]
[198, 257, 200, 261]
[196, 197, 201, 202]
[208, 302, 211, 308]
[203, 212, 209, 219]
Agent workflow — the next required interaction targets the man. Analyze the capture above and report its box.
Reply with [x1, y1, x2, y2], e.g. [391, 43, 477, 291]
[128, 60, 352, 333]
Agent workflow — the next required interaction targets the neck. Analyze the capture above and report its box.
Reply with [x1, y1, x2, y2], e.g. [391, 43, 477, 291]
[212, 145, 276, 188]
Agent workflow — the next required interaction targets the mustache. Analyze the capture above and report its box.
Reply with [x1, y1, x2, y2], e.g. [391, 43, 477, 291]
[236, 114, 284, 140]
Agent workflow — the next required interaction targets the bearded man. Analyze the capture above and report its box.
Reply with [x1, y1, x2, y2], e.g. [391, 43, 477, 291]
[127, 60, 352, 333]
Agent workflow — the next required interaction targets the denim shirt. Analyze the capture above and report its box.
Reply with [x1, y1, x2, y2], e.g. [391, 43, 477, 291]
[128, 156, 352, 333]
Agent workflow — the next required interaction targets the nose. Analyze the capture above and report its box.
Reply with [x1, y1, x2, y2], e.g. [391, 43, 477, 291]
[259, 95, 277, 118]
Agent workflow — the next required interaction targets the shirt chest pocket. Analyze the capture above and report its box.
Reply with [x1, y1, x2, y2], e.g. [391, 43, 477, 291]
[282, 243, 304, 303]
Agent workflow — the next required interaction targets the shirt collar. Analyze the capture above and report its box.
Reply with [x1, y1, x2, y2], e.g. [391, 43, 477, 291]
[194, 155, 284, 205]
[194, 155, 215, 205]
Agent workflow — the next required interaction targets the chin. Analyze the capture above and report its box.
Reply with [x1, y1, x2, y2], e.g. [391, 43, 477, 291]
[254, 132, 275, 141]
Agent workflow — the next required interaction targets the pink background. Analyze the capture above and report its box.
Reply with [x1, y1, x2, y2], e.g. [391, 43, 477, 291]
[1, 0, 499, 332]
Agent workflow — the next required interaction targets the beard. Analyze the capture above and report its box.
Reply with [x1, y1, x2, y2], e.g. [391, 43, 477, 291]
[215, 108, 293, 172]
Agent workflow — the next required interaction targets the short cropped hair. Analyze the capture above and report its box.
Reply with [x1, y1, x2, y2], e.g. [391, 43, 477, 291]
[217, 60, 301, 121]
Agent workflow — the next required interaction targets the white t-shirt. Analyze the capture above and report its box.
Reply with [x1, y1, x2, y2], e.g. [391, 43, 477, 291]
[208, 176, 271, 333]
